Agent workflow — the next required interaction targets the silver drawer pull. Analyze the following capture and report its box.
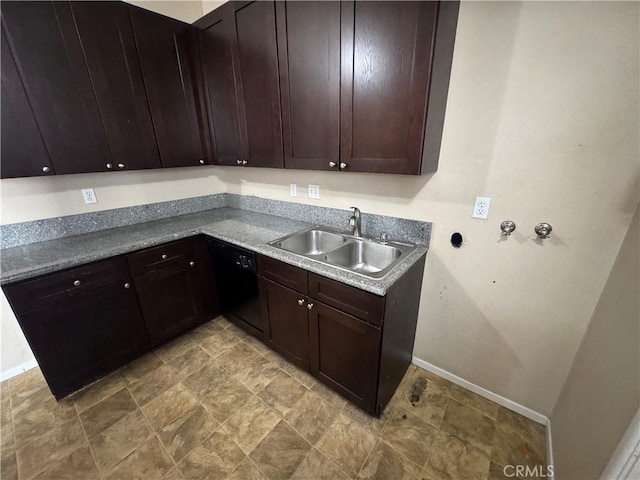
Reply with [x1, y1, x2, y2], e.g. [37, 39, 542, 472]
[73, 280, 81, 287]
[124, 282, 131, 289]
[199, 159, 205, 165]
[297, 299, 305, 306]
[236, 159, 242, 165]
[106, 163, 113, 169]
[117, 163, 125, 169]
[42, 166, 51, 173]
[328, 162, 336, 168]
[242, 160, 248, 165]
[340, 162, 347, 169]
[307, 303, 314, 310]
[189, 261, 195, 267]
[161, 254, 168, 260]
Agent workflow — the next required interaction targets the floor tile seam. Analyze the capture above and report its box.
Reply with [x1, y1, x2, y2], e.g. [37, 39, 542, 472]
[73, 401, 104, 480]
[123, 380, 183, 475]
[358, 436, 425, 479]
[452, 396, 500, 422]
[294, 445, 353, 480]
[419, 394, 452, 474]
[11, 403, 77, 466]
[230, 362, 287, 396]
[140, 382, 201, 435]
[172, 430, 219, 477]
[313, 415, 375, 480]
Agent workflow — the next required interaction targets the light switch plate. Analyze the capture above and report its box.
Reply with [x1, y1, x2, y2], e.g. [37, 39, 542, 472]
[472, 196, 491, 219]
[290, 183, 297, 197]
[308, 184, 320, 199]
[82, 188, 97, 204]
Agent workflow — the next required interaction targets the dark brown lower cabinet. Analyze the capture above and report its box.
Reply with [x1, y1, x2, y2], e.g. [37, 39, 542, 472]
[309, 301, 380, 413]
[2, 258, 149, 399]
[129, 237, 218, 347]
[259, 277, 309, 370]
[258, 253, 426, 416]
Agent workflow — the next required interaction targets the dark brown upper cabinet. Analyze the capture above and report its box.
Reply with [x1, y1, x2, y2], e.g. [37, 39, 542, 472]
[1, 1, 113, 175]
[69, 1, 161, 172]
[0, 25, 53, 179]
[129, 6, 207, 168]
[275, 2, 340, 171]
[340, 1, 459, 174]
[195, 1, 284, 168]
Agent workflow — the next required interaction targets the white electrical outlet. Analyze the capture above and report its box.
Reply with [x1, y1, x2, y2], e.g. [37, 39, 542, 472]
[472, 196, 491, 219]
[308, 184, 320, 199]
[290, 183, 297, 197]
[82, 188, 97, 204]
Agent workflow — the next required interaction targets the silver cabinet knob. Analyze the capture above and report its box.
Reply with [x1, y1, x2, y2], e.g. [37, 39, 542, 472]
[124, 282, 131, 289]
[161, 254, 168, 260]
[236, 159, 243, 165]
[117, 163, 125, 169]
[106, 163, 113, 169]
[189, 261, 195, 267]
[307, 303, 314, 310]
[340, 162, 347, 169]
[199, 159, 205, 165]
[329, 161, 336, 168]
[535, 223, 552, 239]
[500, 221, 516, 236]
[42, 166, 51, 173]
[242, 160, 248, 165]
[73, 280, 81, 287]
[297, 299, 305, 306]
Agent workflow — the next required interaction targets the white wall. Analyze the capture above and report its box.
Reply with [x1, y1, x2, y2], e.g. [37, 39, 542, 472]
[1, 1, 638, 418]
[550, 206, 639, 479]
[126, 0, 204, 23]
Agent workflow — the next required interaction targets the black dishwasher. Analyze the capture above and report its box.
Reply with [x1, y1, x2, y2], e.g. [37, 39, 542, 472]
[207, 239, 262, 337]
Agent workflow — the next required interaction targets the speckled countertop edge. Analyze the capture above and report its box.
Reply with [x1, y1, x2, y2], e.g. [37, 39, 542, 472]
[0, 207, 428, 295]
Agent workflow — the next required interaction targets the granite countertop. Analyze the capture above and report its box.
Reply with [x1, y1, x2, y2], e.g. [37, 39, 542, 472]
[0, 207, 428, 295]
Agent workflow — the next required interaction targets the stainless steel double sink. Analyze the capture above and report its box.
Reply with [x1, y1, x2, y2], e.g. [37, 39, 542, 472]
[269, 226, 416, 278]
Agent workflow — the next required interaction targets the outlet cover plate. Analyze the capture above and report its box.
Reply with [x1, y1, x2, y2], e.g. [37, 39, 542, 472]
[308, 184, 320, 199]
[472, 196, 491, 219]
[82, 188, 97, 204]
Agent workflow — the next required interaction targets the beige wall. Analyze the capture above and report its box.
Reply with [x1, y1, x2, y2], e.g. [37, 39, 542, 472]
[126, 0, 203, 23]
[550, 206, 639, 479]
[1, 1, 638, 418]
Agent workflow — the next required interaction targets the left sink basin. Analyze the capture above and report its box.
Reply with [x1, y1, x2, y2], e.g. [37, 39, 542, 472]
[273, 228, 347, 256]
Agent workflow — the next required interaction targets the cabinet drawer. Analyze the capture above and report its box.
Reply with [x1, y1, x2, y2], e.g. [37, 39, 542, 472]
[128, 239, 189, 275]
[258, 255, 308, 293]
[308, 273, 385, 326]
[3, 256, 130, 313]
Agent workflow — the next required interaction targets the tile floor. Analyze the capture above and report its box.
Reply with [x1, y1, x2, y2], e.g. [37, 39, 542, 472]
[0, 316, 547, 480]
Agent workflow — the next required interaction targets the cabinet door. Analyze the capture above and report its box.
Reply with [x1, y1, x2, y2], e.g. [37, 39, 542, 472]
[340, 1, 438, 174]
[309, 301, 380, 413]
[130, 7, 206, 168]
[232, 1, 283, 168]
[134, 260, 202, 346]
[259, 277, 309, 370]
[196, 5, 244, 166]
[276, 2, 340, 171]
[70, 1, 161, 171]
[1, 1, 112, 174]
[0, 26, 52, 179]
[186, 237, 219, 321]
[16, 281, 148, 399]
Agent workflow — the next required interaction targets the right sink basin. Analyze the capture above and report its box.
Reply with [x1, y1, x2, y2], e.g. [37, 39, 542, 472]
[323, 240, 402, 276]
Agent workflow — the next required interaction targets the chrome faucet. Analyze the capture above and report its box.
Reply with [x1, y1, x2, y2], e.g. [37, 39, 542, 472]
[349, 207, 362, 237]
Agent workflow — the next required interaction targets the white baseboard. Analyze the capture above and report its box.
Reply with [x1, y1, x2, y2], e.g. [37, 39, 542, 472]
[411, 356, 554, 477]
[601, 407, 640, 480]
[0, 358, 38, 382]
